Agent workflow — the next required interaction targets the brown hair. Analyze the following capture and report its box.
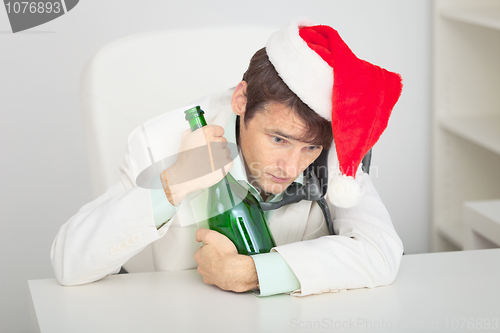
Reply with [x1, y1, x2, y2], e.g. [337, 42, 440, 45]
[242, 47, 333, 150]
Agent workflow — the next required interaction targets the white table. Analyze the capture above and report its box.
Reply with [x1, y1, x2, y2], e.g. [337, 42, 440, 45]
[29, 249, 500, 333]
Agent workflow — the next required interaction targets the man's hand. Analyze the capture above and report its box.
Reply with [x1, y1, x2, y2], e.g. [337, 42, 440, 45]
[161, 125, 233, 206]
[194, 228, 259, 292]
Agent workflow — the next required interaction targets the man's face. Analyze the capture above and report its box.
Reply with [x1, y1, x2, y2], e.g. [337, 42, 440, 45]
[238, 102, 323, 199]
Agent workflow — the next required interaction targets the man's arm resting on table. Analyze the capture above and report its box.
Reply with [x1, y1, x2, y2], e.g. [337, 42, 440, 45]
[251, 252, 300, 296]
[194, 228, 300, 295]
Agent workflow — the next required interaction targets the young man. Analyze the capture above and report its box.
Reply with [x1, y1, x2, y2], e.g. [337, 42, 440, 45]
[52, 19, 403, 297]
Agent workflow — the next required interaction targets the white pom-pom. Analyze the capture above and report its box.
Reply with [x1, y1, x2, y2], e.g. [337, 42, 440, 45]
[327, 174, 364, 208]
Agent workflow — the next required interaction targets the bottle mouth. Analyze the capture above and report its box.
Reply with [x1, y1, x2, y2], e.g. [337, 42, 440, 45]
[184, 105, 204, 121]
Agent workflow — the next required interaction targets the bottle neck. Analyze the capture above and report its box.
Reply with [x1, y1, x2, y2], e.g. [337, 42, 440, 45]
[188, 117, 206, 131]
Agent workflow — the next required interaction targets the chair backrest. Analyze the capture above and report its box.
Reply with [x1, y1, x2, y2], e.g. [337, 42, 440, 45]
[81, 25, 277, 198]
[80, 26, 277, 273]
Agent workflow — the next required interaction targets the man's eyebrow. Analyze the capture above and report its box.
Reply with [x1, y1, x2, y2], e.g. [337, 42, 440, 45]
[270, 130, 318, 145]
[270, 130, 300, 141]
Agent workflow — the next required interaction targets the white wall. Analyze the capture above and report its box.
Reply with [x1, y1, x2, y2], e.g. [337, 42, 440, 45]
[0, 1, 431, 331]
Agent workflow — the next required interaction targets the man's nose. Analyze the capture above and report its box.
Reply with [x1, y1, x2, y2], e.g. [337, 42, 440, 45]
[277, 149, 302, 176]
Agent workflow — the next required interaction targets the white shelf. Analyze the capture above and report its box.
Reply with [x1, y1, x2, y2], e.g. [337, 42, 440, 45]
[441, 8, 500, 30]
[464, 199, 500, 247]
[433, 0, 500, 252]
[439, 115, 500, 155]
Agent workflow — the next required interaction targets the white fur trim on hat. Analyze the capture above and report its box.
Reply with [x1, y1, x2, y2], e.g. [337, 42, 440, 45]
[266, 18, 333, 121]
[327, 166, 367, 208]
[328, 174, 364, 208]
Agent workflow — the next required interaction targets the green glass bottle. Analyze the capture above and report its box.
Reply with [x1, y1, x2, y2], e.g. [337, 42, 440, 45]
[184, 106, 276, 255]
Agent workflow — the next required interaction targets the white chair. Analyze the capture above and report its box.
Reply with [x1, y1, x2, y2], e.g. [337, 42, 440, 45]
[80, 25, 277, 273]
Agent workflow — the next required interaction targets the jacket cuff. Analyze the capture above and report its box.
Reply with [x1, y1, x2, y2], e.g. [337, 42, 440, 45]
[150, 174, 180, 229]
[251, 251, 300, 297]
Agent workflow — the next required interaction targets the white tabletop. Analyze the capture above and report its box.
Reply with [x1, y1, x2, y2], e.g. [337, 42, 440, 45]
[29, 249, 500, 333]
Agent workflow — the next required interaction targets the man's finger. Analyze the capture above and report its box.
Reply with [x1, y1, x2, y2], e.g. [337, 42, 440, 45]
[193, 248, 203, 263]
[195, 227, 211, 243]
[202, 125, 225, 138]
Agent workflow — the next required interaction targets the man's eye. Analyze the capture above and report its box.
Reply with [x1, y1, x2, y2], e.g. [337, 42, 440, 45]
[272, 136, 284, 144]
[308, 145, 319, 151]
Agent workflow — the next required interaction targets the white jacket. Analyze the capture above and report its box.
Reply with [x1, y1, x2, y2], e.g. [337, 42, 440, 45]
[51, 90, 403, 296]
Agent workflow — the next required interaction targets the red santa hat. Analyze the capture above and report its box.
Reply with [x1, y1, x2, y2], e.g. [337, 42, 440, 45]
[266, 19, 403, 208]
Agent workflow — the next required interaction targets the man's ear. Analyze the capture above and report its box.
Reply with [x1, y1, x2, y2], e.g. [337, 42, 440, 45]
[231, 81, 248, 117]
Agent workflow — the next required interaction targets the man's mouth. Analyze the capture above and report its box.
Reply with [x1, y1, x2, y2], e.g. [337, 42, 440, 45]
[267, 173, 290, 183]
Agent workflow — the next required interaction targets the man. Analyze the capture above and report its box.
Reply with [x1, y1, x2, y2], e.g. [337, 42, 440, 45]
[52, 19, 403, 297]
